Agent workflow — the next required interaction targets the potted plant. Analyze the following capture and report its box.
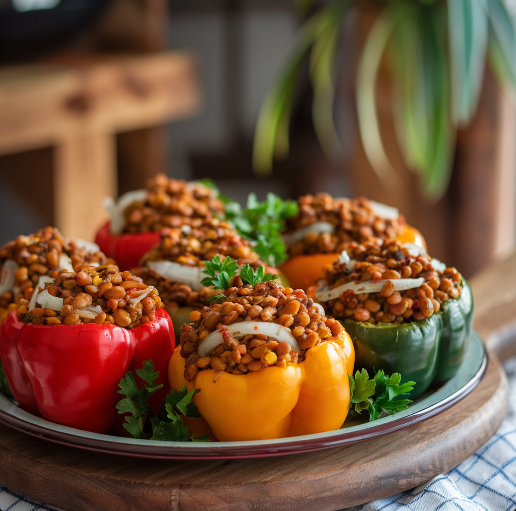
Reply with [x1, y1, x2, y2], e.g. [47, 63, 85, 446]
[254, 0, 516, 275]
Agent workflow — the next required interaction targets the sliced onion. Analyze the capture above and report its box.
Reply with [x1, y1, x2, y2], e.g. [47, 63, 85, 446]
[70, 238, 100, 254]
[369, 200, 399, 220]
[198, 322, 301, 358]
[315, 277, 425, 302]
[77, 305, 103, 319]
[181, 225, 192, 235]
[0, 260, 18, 295]
[147, 260, 203, 291]
[127, 286, 154, 307]
[35, 290, 64, 312]
[282, 222, 335, 245]
[104, 189, 147, 235]
[337, 250, 357, 272]
[28, 276, 55, 311]
[431, 259, 447, 273]
[403, 243, 427, 257]
[58, 253, 74, 272]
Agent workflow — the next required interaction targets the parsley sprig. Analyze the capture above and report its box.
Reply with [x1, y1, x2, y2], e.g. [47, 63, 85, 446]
[201, 255, 278, 296]
[349, 369, 416, 422]
[224, 192, 298, 267]
[116, 360, 209, 442]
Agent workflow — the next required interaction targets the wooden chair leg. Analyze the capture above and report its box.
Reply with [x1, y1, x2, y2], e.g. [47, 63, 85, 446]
[53, 132, 116, 241]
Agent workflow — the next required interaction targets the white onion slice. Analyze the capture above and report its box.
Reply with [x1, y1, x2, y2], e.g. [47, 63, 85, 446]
[337, 250, 357, 272]
[198, 322, 301, 358]
[0, 260, 18, 295]
[282, 222, 335, 245]
[28, 276, 54, 311]
[35, 290, 64, 312]
[315, 277, 425, 302]
[127, 286, 154, 307]
[403, 243, 427, 257]
[70, 238, 100, 254]
[77, 305, 103, 319]
[147, 260, 203, 291]
[431, 259, 447, 273]
[104, 189, 147, 235]
[369, 200, 399, 220]
[58, 253, 74, 272]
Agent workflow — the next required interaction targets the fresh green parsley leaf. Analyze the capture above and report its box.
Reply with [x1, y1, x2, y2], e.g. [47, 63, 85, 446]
[208, 294, 226, 304]
[348, 369, 415, 422]
[116, 362, 208, 442]
[201, 255, 239, 290]
[239, 264, 279, 287]
[224, 192, 298, 267]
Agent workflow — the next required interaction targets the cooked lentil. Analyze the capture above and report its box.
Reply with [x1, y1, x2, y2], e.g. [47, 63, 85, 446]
[17, 264, 161, 329]
[179, 280, 344, 380]
[319, 240, 463, 325]
[0, 227, 110, 311]
[121, 174, 224, 234]
[285, 194, 403, 257]
[135, 219, 275, 312]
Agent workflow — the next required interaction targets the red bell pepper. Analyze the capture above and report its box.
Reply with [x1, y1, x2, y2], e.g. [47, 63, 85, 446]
[0, 308, 174, 434]
[95, 221, 161, 271]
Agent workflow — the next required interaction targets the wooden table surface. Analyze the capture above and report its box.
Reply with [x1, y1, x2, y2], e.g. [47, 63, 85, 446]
[0, 252, 514, 510]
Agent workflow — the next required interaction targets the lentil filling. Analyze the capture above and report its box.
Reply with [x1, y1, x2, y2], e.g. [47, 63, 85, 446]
[285, 193, 403, 257]
[17, 264, 161, 329]
[121, 174, 225, 234]
[179, 280, 344, 381]
[318, 240, 463, 324]
[135, 219, 274, 311]
[0, 227, 109, 311]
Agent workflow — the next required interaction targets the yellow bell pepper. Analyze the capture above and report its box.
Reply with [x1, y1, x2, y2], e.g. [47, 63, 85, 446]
[168, 330, 355, 441]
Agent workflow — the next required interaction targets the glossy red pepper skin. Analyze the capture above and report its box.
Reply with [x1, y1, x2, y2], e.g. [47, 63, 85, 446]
[95, 221, 161, 271]
[0, 308, 174, 434]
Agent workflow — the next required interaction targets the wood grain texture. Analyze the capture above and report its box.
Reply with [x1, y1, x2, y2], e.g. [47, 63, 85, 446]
[0, 51, 200, 154]
[0, 355, 506, 511]
[470, 251, 516, 362]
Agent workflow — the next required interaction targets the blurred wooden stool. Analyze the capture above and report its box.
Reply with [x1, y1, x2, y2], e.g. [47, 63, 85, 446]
[0, 0, 201, 241]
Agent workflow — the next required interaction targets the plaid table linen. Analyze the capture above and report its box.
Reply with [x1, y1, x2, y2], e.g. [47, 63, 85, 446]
[2, 358, 516, 511]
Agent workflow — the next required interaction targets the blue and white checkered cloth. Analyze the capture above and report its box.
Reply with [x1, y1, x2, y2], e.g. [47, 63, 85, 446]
[3, 359, 516, 511]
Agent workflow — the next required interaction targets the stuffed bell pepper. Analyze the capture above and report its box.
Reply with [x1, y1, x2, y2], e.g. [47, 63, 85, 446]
[0, 264, 174, 433]
[134, 218, 278, 337]
[280, 194, 426, 290]
[0, 227, 110, 323]
[315, 240, 473, 398]
[96, 174, 225, 270]
[169, 261, 355, 441]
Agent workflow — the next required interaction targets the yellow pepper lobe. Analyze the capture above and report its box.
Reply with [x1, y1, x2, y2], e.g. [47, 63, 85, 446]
[288, 340, 351, 437]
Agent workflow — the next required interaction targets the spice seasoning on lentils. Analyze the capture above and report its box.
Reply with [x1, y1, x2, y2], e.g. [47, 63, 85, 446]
[135, 219, 277, 312]
[0, 227, 110, 312]
[284, 194, 403, 257]
[179, 279, 344, 381]
[17, 264, 161, 329]
[119, 174, 225, 234]
[317, 240, 463, 325]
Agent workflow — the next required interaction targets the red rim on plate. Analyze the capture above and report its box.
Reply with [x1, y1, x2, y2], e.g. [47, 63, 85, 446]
[0, 331, 486, 460]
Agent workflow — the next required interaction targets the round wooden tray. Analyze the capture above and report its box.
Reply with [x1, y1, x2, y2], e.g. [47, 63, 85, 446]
[0, 353, 507, 511]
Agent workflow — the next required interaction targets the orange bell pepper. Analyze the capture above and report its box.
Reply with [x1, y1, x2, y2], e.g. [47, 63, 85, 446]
[280, 223, 426, 291]
[168, 330, 354, 441]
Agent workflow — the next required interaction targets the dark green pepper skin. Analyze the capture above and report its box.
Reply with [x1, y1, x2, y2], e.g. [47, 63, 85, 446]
[339, 280, 473, 399]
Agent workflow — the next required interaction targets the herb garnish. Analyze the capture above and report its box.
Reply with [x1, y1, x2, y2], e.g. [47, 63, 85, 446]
[224, 193, 298, 267]
[117, 360, 209, 442]
[349, 369, 415, 422]
[201, 255, 279, 296]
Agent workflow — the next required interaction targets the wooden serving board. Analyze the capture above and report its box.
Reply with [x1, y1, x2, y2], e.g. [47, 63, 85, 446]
[0, 253, 514, 511]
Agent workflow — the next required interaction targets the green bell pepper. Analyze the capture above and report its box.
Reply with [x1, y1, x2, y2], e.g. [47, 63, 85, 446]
[339, 281, 473, 399]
